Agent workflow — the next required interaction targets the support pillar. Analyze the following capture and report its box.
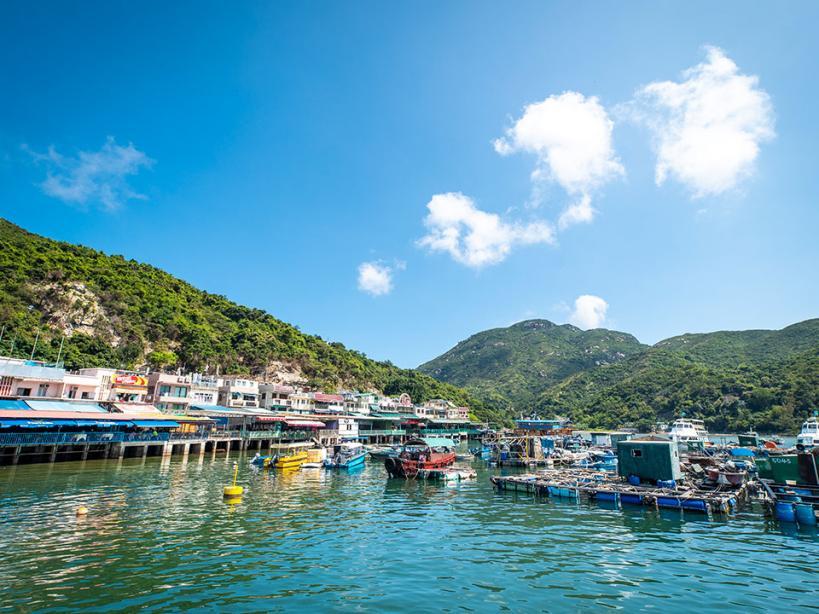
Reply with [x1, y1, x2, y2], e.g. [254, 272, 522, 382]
[81, 444, 90, 460]
[12, 446, 21, 465]
[143, 445, 149, 458]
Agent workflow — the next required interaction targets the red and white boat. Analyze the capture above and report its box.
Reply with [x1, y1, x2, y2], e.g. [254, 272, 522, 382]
[384, 438, 456, 478]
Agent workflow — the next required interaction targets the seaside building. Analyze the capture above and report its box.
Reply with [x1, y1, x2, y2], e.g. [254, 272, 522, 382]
[0, 358, 66, 398]
[288, 391, 315, 413]
[313, 393, 344, 413]
[147, 372, 192, 412]
[189, 374, 221, 406]
[61, 372, 102, 400]
[218, 378, 259, 408]
[258, 383, 294, 411]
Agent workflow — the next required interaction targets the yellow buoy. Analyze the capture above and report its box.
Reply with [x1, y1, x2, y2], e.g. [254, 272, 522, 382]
[76, 506, 89, 516]
[223, 462, 244, 498]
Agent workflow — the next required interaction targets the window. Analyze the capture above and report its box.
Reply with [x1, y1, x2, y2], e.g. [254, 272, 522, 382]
[38, 383, 49, 397]
[67, 386, 78, 399]
[173, 386, 187, 398]
[159, 385, 172, 396]
[81, 392, 91, 399]
[631, 449, 643, 458]
[16, 387, 32, 396]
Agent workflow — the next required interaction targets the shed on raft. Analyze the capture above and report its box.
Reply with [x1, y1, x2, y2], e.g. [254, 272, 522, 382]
[617, 440, 681, 483]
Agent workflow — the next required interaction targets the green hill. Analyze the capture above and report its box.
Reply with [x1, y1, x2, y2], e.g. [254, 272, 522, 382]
[421, 318, 819, 432]
[0, 218, 503, 423]
[537, 321, 819, 433]
[418, 320, 646, 413]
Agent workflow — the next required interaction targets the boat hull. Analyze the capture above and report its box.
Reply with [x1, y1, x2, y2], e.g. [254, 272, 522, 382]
[273, 452, 309, 470]
[384, 452, 456, 478]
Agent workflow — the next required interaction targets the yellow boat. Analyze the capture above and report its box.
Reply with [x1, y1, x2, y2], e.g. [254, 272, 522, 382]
[272, 451, 309, 470]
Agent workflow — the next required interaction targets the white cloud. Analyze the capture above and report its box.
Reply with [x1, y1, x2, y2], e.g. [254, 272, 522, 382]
[25, 136, 154, 210]
[494, 91, 623, 228]
[632, 46, 775, 197]
[569, 294, 608, 329]
[417, 192, 555, 268]
[357, 261, 402, 296]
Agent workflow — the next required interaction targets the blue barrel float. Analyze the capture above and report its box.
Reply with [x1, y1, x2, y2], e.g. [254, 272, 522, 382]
[795, 504, 817, 526]
[775, 501, 797, 523]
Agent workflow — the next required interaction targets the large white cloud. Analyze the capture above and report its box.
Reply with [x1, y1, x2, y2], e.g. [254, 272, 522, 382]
[357, 261, 403, 296]
[417, 192, 554, 268]
[569, 294, 608, 329]
[25, 136, 154, 211]
[633, 46, 775, 197]
[494, 91, 624, 229]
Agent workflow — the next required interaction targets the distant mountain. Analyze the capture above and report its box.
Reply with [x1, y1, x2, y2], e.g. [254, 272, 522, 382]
[0, 218, 504, 423]
[418, 319, 646, 412]
[421, 319, 819, 432]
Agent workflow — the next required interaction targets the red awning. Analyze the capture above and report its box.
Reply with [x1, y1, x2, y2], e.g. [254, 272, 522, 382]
[285, 419, 325, 428]
[255, 415, 287, 422]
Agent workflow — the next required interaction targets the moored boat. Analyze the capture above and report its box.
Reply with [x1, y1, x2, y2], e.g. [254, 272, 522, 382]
[367, 445, 399, 459]
[797, 416, 819, 449]
[272, 451, 309, 470]
[384, 438, 456, 478]
[668, 418, 709, 446]
[325, 442, 367, 469]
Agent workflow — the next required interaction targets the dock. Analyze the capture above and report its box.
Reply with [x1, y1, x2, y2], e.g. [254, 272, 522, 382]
[491, 470, 753, 515]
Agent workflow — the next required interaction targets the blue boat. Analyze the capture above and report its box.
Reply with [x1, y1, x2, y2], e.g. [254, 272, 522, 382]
[325, 443, 367, 469]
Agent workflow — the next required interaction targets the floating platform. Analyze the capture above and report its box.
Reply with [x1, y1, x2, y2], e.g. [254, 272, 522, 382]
[491, 470, 750, 515]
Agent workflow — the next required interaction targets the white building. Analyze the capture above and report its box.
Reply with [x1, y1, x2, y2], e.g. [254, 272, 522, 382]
[259, 383, 294, 410]
[219, 378, 259, 408]
[0, 358, 65, 398]
[189, 374, 221, 406]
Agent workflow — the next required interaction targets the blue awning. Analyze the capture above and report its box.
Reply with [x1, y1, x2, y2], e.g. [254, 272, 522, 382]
[25, 400, 107, 413]
[0, 400, 30, 410]
[0, 419, 56, 428]
[0, 418, 123, 428]
[132, 420, 179, 428]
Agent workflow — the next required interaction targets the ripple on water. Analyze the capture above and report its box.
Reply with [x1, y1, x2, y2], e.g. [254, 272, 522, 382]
[0, 456, 817, 612]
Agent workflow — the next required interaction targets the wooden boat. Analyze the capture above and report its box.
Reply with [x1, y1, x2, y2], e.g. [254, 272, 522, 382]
[272, 451, 309, 470]
[367, 446, 399, 459]
[384, 438, 456, 478]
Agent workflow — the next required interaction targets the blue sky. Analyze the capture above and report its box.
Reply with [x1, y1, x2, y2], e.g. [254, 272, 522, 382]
[1, 1, 817, 368]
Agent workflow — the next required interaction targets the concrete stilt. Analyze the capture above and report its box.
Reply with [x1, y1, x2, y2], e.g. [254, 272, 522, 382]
[12, 446, 21, 465]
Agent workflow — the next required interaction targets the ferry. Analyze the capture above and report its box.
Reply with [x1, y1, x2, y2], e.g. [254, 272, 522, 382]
[797, 417, 819, 449]
[667, 418, 710, 445]
[384, 438, 456, 478]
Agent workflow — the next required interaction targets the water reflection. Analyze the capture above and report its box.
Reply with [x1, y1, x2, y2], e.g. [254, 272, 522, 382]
[0, 454, 816, 611]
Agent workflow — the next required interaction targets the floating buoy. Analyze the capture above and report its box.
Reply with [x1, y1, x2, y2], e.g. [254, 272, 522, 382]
[224, 462, 244, 498]
[76, 506, 89, 516]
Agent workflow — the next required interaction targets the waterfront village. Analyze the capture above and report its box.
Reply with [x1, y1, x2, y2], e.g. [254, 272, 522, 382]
[0, 355, 482, 466]
[2, 354, 818, 528]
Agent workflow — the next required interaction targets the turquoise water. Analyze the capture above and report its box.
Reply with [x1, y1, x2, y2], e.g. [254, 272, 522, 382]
[0, 453, 817, 612]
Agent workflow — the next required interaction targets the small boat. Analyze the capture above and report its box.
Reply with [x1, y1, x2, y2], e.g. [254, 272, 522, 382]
[272, 451, 309, 470]
[384, 438, 456, 478]
[325, 442, 367, 469]
[797, 416, 819, 449]
[301, 462, 323, 469]
[368, 446, 399, 459]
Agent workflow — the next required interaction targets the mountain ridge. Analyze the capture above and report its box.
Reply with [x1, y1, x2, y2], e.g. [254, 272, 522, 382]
[420, 317, 819, 432]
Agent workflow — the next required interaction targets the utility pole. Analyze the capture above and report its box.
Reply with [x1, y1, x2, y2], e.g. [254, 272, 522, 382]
[55, 335, 65, 366]
[30, 330, 40, 361]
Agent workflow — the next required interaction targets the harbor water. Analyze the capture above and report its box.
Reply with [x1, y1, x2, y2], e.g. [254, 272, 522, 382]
[0, 453, 817, 612]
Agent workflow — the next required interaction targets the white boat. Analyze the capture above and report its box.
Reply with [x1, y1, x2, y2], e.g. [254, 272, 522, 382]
[668, 418, 709, 445]
[797, 417, 819, 448]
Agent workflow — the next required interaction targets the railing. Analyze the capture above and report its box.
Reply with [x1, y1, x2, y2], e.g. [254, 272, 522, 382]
[359, 429, 406, 436]
[0, 431, 170, 447]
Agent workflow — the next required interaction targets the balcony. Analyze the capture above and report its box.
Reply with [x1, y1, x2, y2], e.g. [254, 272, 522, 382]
[359, 429, 406, 437]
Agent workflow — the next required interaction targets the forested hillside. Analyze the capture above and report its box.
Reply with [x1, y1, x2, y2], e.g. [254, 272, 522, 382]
[422, 317, 819, 432]
[0, 219, 504, 423]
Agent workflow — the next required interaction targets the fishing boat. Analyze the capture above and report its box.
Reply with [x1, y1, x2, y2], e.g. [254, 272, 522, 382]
[272, 450, 309, 470]
[797, 417, 819, 449]
[367, 445, 399, 460]
[324, 442, 367, 469]
[668, 418, 710, 445]
[384, 438, 456, 478]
